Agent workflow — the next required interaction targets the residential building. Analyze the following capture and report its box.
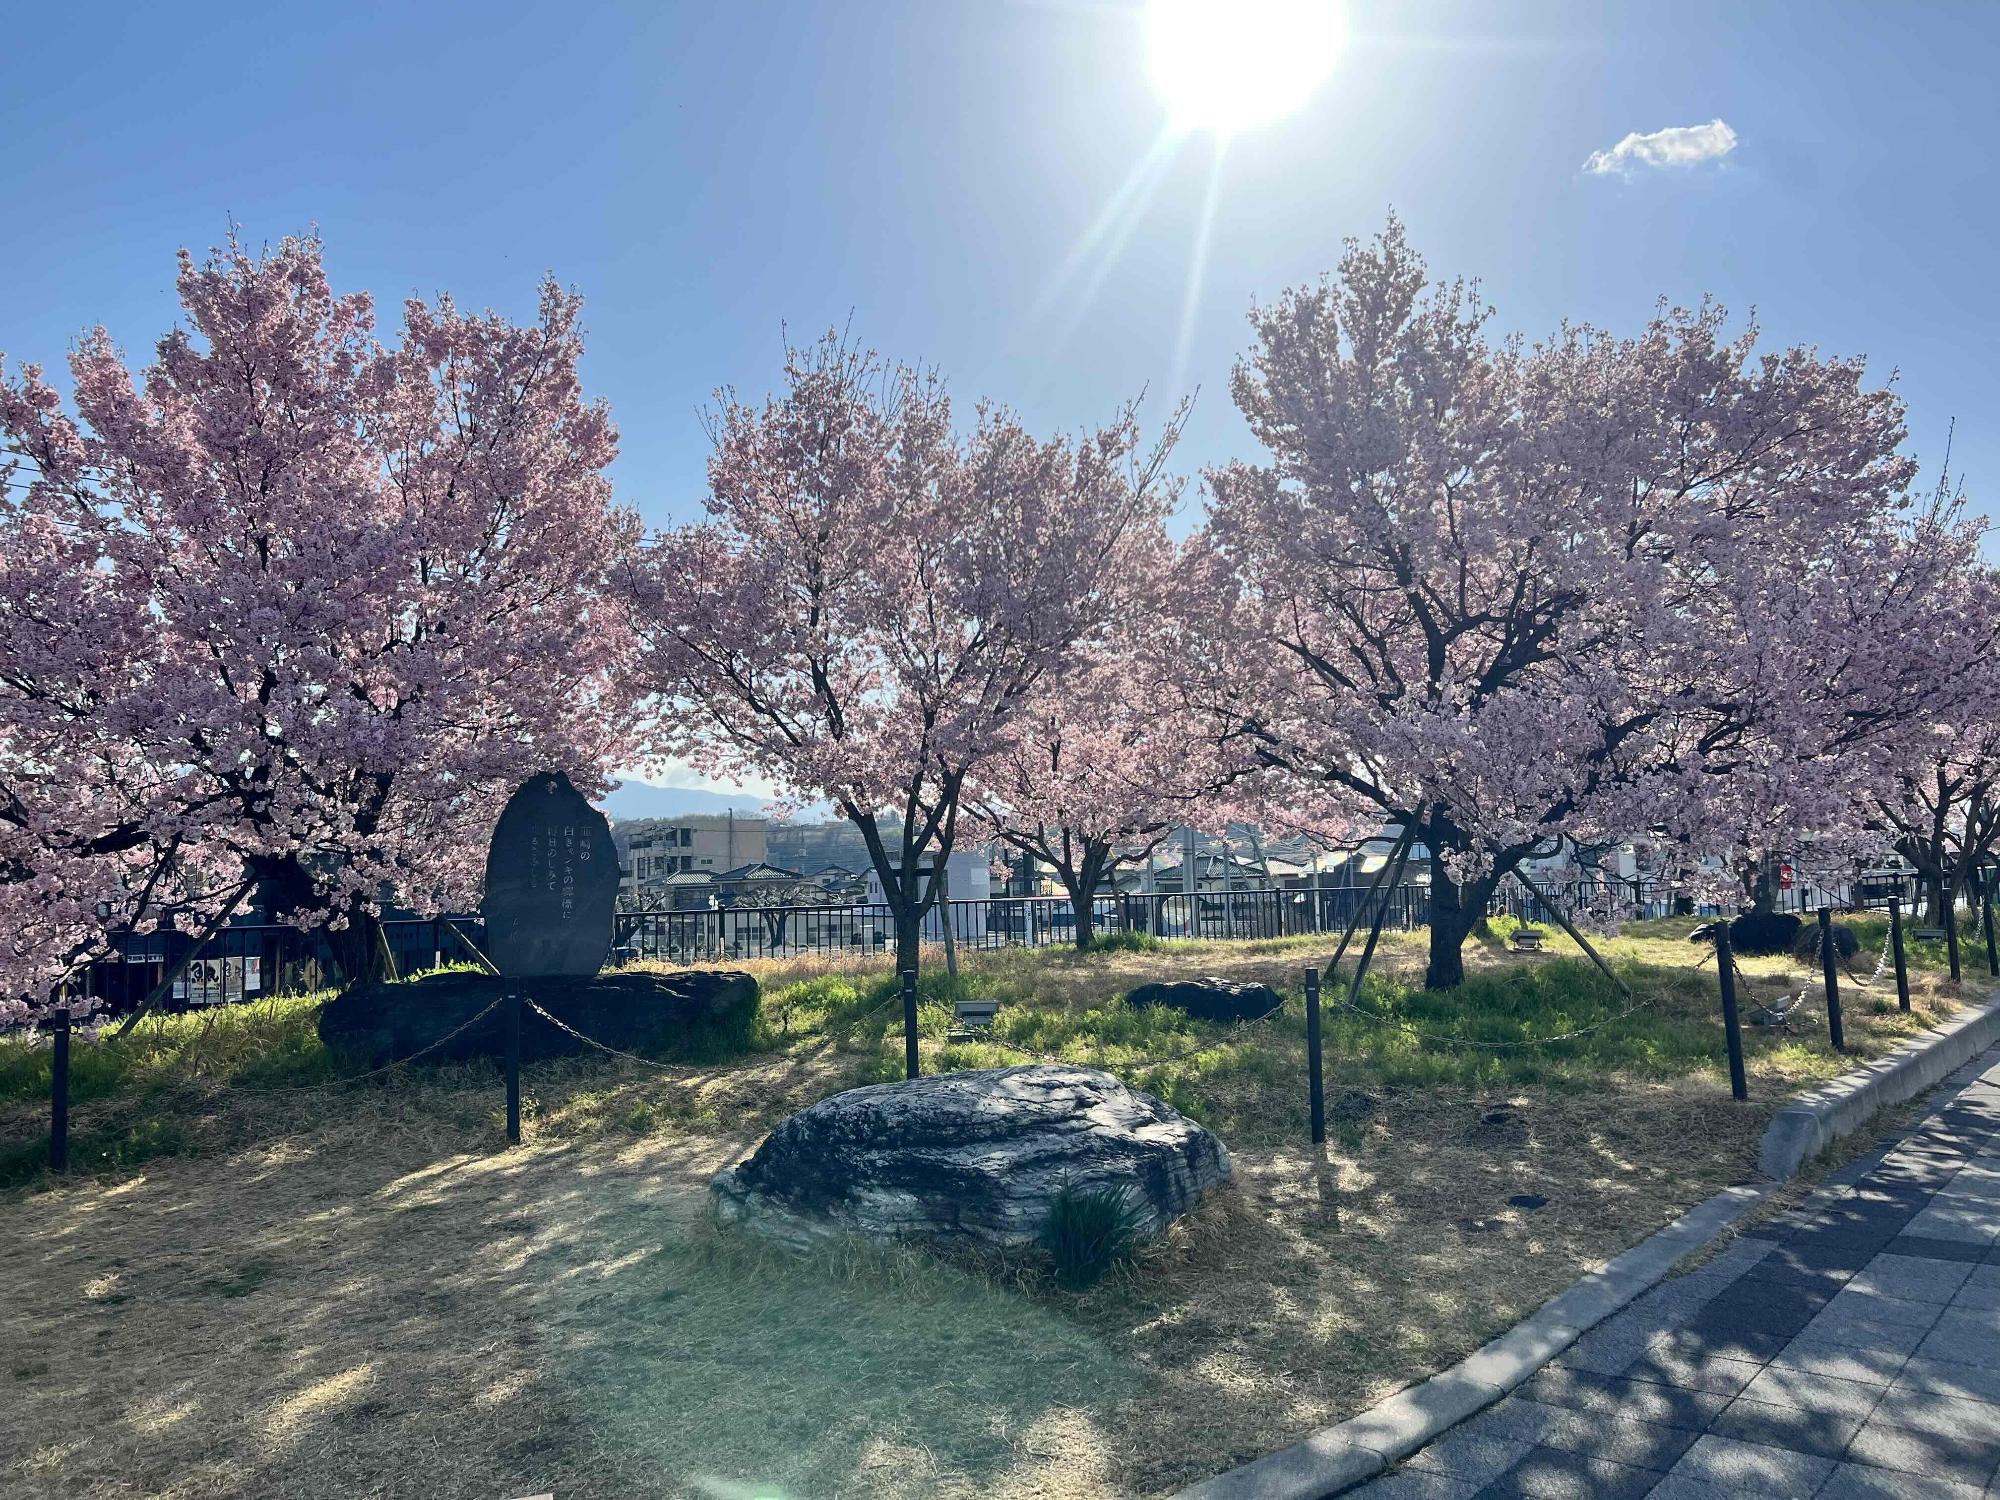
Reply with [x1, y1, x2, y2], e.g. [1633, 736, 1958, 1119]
[614, 812, 768, 905]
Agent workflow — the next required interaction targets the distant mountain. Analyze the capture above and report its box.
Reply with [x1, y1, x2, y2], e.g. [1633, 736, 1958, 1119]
[597, 778, 830, 824]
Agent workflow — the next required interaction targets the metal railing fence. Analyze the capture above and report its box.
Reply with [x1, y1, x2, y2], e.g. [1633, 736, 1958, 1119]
[67, 869, 1932, 1015]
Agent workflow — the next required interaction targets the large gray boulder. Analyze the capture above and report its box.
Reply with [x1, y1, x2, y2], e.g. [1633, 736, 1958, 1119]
[711, 1064, 1231, 1250]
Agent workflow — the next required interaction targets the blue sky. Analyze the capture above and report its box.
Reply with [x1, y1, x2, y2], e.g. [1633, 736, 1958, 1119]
[4, 0, 1995, 532]
[5, 0, 1997, 783]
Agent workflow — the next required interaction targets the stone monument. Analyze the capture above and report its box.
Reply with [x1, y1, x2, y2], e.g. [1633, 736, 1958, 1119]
[482, 770, 620, 978]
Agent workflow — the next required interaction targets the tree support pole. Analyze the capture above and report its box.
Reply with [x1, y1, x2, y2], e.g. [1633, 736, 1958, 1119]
[1820, 907, 1846, 1053]
[1981, 866, 1999, 979]
[505, 989, 522, 1145]
[1304, 966, 1325, 1146]
[1328, 816, 1422, 973]
[1716, 924, 1748, 1102]
[902, 969, 920, 1081]
[50, 1003, 71, 1174]
[1510, 869, 1633, 998]
[1889, 894, 1911, 1013]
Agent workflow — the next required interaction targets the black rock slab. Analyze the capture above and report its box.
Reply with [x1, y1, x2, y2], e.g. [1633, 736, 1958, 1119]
[317, 967, 758, 1065]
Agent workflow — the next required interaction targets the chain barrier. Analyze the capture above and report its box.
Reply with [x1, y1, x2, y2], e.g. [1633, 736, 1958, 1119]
[521, 999, 715, 1076]
[160, 996, 509, 1096]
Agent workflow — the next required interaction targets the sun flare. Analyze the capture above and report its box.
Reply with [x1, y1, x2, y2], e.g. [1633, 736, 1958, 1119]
[1145, 0, 1343, 136]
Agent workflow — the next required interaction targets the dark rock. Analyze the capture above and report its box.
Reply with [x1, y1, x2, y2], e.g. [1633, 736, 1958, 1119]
[1127, 976, 1282, 1024]
[1791, 923, 1860, 967]
[710, 1064, 1231, 1250]
[1508, 1193, 1549, 1210]
[1689, 912, 1803, 956]
[318, 967, 758, 1066]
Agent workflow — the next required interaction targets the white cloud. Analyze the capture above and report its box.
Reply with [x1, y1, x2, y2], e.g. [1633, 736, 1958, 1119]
[1583, 118, 1738, 177]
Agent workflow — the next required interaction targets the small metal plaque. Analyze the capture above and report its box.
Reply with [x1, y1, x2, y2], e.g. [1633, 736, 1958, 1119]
[482, 771, 619, 978]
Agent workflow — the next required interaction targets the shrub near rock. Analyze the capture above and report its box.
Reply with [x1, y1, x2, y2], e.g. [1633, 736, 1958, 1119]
[1791, 922, 1861, 967]
[318, 967, 759, 1066]
[1688, 912, 1804, 956]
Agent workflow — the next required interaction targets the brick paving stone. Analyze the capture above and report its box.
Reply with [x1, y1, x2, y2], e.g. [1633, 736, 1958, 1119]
[1359, 1470, 1485, 1500]
[1733, 1364, 1888, 1419]
[1623, 1343, 1764, 1396]
[1916, 1308, 2000, 1365]
[1892, 1356, 2000, 1406]
[1402, 1431, 1540, 1485]
[1844, 1417, 2000, 1491]
[1851, 1255, 1980, 1305]
[1655, 1432, 1836, 1493]
[1869, 1388, 2000, 1445]
[1949, 1263, 2000, 1310]
[1533, 1409, 1699, 1471]
[1888, 1235, 1994, 1264]
[1815, 1459, 1989, 1498]
[1518, 1367, 1730, 1432]
[1766, 1339, 1912, 1385]
[1465, 1445, 1662, 1500]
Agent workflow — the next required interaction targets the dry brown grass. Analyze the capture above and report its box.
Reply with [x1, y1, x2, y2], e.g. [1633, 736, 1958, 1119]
[3, 919, 1992, 1499]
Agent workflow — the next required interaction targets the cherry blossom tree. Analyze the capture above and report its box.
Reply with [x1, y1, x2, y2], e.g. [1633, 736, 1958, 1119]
[625, 333, 1182, 976]
[966, 634, 1243, 949]
[0, 233, 639, 1019]
[1864, 564, 2000, 922]
[1190, 218, 1964, 988]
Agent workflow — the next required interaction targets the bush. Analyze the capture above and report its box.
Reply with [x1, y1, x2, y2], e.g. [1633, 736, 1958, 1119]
[1082, 930, 1160, 954]
[1042, 1180, 1147, 1289]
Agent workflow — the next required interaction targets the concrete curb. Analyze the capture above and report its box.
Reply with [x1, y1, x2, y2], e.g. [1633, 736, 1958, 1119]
[1173, 1003, 2000, 1500]
[1758, 994, 2000, 1179]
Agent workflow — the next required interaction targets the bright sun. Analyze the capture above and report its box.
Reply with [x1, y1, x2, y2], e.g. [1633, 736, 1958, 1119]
[1145, 0, 1343, 136]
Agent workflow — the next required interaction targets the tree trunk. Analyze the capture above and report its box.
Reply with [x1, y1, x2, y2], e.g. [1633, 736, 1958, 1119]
[1927, 876, 1951, 928]
[1069, 885, 1097, 950]
[1749, 856, 1781, 916]
[893, 904, 922, 979]
[1426, 866, 1478, 990]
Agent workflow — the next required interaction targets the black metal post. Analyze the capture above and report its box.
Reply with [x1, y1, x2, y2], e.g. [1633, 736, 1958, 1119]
[1889, 894, 1911, 1013]
[1947, 883, 1963, 983]
[901, 968, 920, 1080]
[1715, 925, 1748, 1102]
[50, 1003, 71, 1173]
[1819, 907, 1845, 1053]
[505, 989, 522, 1145]
[1304, 966, 1325, 1145]
[1982, 866, 1999, 978]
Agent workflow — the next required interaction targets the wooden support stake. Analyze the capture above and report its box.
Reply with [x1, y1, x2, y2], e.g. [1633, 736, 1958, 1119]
[1304, 966, 1325, 1145]
[1889, 895, 1911, 1013]
[50, 1002, 71, 1173]
[1715, 925, 1747, 1102]
[1820, 907, 1845, 1053]
[901, 969, 920, 1081]
[1510, 869, 1633, 998]
[505, 989, 522, 1145]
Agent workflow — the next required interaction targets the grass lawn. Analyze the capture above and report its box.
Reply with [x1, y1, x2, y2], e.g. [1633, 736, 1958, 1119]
[1, 913, 1990, 1498]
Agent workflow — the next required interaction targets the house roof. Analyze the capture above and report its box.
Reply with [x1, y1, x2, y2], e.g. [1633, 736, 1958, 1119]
[715, 861, 804, 882]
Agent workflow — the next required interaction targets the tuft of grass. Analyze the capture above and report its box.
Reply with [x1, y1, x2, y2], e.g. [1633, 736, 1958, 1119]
[1042, 1181, 1147, 1289]
[1081, 930, 1161, 955]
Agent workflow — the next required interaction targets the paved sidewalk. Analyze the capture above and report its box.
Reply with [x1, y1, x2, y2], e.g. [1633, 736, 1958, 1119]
[1352, 1050, 2000, 1500]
